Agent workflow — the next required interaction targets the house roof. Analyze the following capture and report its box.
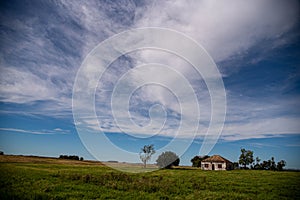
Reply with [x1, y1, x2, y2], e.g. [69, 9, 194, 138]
[202, 155, 232, 163]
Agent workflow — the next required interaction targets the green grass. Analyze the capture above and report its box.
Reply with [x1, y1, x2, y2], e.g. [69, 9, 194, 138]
[0, 156, 299, 199]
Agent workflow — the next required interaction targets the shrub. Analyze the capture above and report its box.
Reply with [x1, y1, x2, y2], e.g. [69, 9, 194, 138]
[156, 151, 180, 169]
[191, 155, 209, 167]
[59, 155, 81, 160]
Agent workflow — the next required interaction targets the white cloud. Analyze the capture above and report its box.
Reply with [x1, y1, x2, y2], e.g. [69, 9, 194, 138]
[222, 117, 300, 141]
[0, 127, 70, 135]
[0, 0, 136, 115]
[102, 0, 299, 141]
[1, 1, 299, 141]
[135, 0, 299, 62]
[0, 67, 58, 103]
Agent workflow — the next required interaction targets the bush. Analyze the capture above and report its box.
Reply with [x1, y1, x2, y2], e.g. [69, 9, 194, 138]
[191, 155, 209, 167]
[59, 155, 81, 160]
[156, 151, 180, 169]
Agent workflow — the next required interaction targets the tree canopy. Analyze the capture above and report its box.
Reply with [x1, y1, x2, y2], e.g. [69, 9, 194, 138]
[191, 155, 209, 167]
[239, 148, 254, 169]
[253, 156, 286, 171]
[156, 151, 180, 169]
[59, 155, 82, 161]
[239, 149, 286, 171]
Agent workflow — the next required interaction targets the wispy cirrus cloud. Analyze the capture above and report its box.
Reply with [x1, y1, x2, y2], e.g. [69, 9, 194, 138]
[221, 117, 300, 141]
[135, 0, 299, 63]
[0, 127, 70, 135]
[0, 0, 299, 142]
[0, 0, 139, 115]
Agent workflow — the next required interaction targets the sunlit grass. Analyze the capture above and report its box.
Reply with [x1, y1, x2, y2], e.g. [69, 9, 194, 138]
[0, 155, 299, 199]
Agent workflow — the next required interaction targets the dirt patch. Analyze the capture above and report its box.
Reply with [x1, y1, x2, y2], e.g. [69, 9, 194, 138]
[0, 155, 104, 166]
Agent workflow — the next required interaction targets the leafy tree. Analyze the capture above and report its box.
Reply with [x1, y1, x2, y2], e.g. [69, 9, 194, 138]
[261, 160, 270, 170]
[277, 160, 286, 171]
[270, 157, 277, 170]
[156, 151, 180, 169]
[0, 151, 4, 155]
[239, 148, 254, 169]
[140, 144, 155, 168]
[237, 150, 287, 171]
[259, 157, 286, 171]
[191, 155, 209, 167]
[233, 162, 239, 169]
[253, 156, 262, 170]
[256, 156, 261, 163]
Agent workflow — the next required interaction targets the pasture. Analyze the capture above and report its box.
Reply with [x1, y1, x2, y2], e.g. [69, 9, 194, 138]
[0, 155, 299, 199]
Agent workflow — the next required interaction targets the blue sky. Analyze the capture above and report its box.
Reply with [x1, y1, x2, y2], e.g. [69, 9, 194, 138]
[0, 0, 300, 169]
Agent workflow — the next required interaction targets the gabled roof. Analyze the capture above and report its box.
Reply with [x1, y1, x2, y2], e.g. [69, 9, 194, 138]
[202, 155, 232, 163]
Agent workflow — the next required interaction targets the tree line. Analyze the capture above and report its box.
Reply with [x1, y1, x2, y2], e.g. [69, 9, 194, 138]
[238, 148, 286, 170]
[59, 155, 84, 161]
[140, 145, 287, 171]
[190, 148, 286, 171]
[139, 144, 180, 169]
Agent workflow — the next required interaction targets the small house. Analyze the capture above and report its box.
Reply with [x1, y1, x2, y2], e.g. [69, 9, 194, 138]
[201, 155, 233, 170]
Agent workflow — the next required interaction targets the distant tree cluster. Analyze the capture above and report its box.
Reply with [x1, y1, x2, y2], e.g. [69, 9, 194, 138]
[107, 160, 118, 163]
[0, 151, 4, 155]
[239, 148, 286, 171]
[253, 156, 286, 171]
[59, 155, 84, 161]
[138, 145, 181, 169]
[138, 145, 287, 171]
[190, 148, 286, 171]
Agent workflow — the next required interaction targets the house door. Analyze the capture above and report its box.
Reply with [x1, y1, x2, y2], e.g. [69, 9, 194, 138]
[212, 164, 215, 170]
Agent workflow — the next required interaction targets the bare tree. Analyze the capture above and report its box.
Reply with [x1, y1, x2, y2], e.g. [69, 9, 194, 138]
[140, 144, 155, 168]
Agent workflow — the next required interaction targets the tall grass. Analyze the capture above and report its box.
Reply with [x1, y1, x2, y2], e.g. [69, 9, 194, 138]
[0, 157, 299, 199]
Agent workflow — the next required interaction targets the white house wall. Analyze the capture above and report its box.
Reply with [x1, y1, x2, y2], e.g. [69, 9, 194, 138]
[201, 162, 227, 170]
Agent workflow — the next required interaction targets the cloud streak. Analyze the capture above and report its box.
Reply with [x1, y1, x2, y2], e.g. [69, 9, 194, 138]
[135, 0, 299, 63]
[0, 127, 70, 135]
[0, 0, 299, 141]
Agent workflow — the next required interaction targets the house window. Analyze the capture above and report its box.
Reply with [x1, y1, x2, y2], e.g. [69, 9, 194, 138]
[204, 164, 209, 168]
[218, 164, 222, 169]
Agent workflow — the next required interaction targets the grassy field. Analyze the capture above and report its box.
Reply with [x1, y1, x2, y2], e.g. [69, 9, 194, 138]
[0, 155, 299, 199]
